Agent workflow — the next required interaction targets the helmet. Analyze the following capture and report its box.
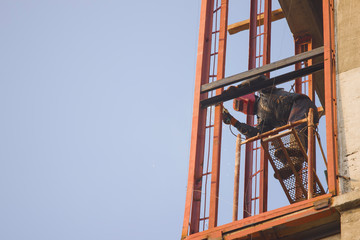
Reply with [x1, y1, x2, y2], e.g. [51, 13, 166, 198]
[233, 93, 257, 115]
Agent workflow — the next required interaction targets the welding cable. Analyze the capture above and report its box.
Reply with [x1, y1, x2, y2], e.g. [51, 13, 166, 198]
[229, 125, 237, 137]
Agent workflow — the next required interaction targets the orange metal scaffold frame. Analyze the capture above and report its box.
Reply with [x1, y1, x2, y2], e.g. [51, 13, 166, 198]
[242, 0, 272, 219]
[182, 0, 229, 237]
[182, 0, 338, 239]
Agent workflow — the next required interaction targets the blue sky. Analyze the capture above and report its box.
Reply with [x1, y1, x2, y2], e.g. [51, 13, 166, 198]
[0, 1, 197, 239]
[0, 1, 327, 239]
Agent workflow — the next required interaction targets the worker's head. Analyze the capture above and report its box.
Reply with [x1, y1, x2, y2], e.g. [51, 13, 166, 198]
[233, 94, 258, 115]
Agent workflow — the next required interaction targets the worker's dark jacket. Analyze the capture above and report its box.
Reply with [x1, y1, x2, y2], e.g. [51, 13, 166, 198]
[235, 88, 318, 139]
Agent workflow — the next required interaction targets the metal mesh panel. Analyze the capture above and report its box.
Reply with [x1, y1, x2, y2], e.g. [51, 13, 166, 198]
[266, 132, 324, 203]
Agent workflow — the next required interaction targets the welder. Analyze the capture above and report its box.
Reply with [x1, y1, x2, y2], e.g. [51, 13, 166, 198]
[222, 82, 319, 180]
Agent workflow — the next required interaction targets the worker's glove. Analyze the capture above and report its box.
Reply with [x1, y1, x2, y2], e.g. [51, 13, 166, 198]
[222, 85, 238, 97]
[222, 108, 233, 125]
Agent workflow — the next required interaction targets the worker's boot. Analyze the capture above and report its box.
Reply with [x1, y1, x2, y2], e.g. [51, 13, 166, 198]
[274, 147, 304, 164]
[275, 162, 303, 180]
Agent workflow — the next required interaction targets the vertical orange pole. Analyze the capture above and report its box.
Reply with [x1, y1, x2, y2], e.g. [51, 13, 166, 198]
[182, 0, 214, 237]
[233, 134, 241, 221]
[243, 0, 257, 219]
[209, 0, 229, 229]
[259, 0, 271, 214]
[307, 108, 315, 199]
[294, 35, 316, 198]
[322, 0, 338, 195]
[294, 39, 303, 93]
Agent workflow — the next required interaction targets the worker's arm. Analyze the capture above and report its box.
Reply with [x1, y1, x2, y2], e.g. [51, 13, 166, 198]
[255, 118, 274, 134]
[222, 108, 260, 138]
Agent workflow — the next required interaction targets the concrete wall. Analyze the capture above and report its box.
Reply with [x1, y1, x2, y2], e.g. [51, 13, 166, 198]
[336, 67, 360, 193]
[333, 0, 360, 239]
[320, 233, 341, 240]
[340, 207, 360, 239]
[336, 0, 360, 73]
[336, 0, 360, 194]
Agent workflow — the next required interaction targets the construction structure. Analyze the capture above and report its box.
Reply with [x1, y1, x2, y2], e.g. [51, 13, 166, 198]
[182, 0, 360, 239]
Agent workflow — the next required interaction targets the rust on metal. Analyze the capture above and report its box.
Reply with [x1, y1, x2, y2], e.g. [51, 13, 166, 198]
[313, 198, 331, 210]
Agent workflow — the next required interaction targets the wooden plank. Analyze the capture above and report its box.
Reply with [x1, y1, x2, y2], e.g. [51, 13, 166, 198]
[200, 62, 324, 108]
[228, 8, 285, 35]
[200, 46, 324, 93]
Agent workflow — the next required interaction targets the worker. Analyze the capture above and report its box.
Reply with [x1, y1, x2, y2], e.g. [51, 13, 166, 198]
[222, 83, 318, 180]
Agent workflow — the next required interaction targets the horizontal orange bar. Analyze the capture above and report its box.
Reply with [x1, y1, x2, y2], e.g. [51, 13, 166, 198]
[184, 194, 333, 240]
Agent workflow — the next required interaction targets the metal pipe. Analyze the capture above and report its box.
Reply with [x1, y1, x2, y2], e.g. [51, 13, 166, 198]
[233, 134, 241, 221]
[307, 108, 315, 199]
[241, 119, 308, 145]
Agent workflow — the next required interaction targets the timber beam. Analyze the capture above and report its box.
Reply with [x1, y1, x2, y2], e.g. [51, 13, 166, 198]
[228, 8, 285, 35]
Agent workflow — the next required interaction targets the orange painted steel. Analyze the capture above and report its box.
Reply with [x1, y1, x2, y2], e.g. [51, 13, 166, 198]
[259, 0, 271, 214]
[295, 35, 313, 98]
[183, 0, 338, 239]
[182, 0, 214, 237]
[243, 0, 273, 218]
[322, 0, 338, 195]
[308, 108, 315, 199]
[233, 134, 242, 221]
[240, 119, 308, 145]
[183, 194, 333, 240]
[261, 140, 294, 203]
[209, 0, 229, 229]
[242, 0, 258, 219]
[294, 34, 317, 200]
[223, 207, 336, 240]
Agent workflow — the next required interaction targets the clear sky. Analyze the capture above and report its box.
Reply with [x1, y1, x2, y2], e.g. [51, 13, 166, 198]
[0, 1, 325, 240]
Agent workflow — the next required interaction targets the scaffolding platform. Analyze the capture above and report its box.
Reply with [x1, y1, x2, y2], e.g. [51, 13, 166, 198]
[262, 128, 325, 203]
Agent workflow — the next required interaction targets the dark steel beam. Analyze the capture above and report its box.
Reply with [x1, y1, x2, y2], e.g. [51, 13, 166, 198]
[200, 62, 324, 108]
[200, 46, 324, 94]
